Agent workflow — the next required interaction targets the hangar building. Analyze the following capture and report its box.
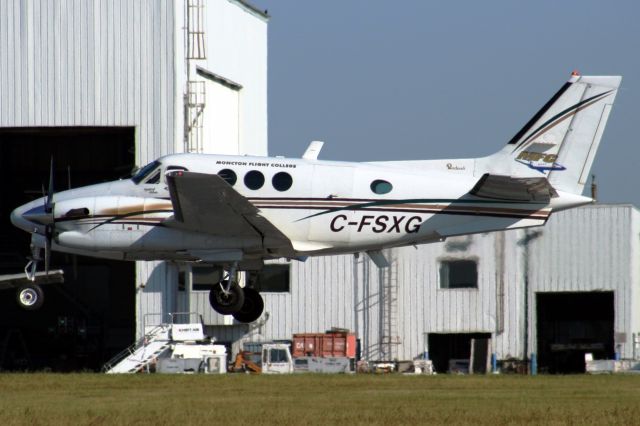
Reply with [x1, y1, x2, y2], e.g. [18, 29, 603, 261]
[246, 203, 640, 374]
[0, 1, 636, 375]
[0, 0, 268, 370]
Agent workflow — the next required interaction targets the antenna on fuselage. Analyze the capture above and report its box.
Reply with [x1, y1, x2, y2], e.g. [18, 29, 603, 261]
[302, 141, 324, 160]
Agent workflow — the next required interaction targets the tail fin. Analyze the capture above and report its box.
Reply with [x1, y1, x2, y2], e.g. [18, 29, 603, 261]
[484, 72, 621, 195]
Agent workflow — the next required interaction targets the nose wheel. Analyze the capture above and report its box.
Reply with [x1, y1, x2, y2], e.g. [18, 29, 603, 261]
[16, 284, 45, 311]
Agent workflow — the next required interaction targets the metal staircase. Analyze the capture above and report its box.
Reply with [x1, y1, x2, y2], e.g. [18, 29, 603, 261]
[103, 324, 171, 374]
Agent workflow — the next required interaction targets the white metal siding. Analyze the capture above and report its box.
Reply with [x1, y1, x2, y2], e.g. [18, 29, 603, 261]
[242, 205, 639, 362]
[0, 0, 176, 163]
[201, 0, 268, 155]
[1, 0, 270, 340]
[529, 205, 635, 358]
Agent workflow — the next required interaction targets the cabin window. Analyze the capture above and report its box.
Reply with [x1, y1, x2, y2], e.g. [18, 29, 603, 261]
[370, 179, 392, 194]
[272, 172, 293, 192]
[439, 260, 478, 289]
[131, 161, 160, 184]
[254, 264, 290, 292]
[244, 170, 265, 190]
[218, 169, 237, 186]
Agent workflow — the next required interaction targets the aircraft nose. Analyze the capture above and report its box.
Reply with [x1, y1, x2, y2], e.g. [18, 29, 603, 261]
[10, 199, 47, 234]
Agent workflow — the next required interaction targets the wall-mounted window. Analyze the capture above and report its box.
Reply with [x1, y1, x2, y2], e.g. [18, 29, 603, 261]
[218, 169, 237, 186]
[244, 170, 265, 190]
[439, 260, 478, 289]
[254, 264, 290, 292]
[272, 172, 293, 192]
[370, 179, 392, 194]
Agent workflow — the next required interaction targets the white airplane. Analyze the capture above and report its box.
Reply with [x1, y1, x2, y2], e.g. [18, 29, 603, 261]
[10, 72, 621, 322]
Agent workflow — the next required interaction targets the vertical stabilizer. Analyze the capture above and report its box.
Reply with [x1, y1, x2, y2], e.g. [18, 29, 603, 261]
[481, 72, 621, 196]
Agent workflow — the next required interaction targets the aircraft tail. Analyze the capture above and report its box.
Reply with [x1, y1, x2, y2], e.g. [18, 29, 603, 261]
[482, 72, 621, 196]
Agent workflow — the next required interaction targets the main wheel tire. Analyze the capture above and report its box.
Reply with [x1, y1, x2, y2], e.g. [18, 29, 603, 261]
[209, 281, 245, 315]
[16, 284, 44, 311]
[232, 288, 264, 323]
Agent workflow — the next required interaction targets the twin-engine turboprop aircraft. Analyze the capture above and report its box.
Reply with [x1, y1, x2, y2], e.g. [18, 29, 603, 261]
[10, 72, 621, 322]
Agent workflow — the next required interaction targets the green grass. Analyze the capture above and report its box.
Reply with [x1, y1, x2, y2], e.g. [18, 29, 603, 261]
[0, 374, 638, 425]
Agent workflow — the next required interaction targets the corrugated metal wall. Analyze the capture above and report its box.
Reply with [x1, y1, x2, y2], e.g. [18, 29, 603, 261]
[529, 204, 636, 359]
[0, 0, 178, 339]
[243, 205, 639, 361]
[0, 0, 176, 162]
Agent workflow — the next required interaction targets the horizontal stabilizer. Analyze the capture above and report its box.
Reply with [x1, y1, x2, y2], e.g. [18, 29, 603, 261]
[470, 173, 557, 202]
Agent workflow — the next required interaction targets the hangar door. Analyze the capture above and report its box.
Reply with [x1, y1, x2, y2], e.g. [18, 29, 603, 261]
[536, 292, 614, 374]
[428, 333, 491, 374]
[0, 127, 135, 371]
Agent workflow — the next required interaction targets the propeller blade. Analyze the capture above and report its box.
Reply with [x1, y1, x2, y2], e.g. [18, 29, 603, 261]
[44, 157, 55, 275]
[44, 230, 51, 275]
[46, 157, 54, 213]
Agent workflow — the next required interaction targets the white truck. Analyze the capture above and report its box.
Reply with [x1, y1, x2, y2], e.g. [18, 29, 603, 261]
[232, 342, 293, 374]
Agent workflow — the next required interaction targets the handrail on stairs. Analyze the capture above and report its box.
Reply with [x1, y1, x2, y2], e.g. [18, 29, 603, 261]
[101, 324, 169, 372]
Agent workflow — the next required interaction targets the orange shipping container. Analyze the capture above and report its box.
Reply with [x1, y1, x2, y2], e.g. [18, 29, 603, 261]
[292, 332, 356, 358]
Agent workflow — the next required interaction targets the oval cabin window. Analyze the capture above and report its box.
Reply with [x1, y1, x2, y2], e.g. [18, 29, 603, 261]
[370, 179, 393, 194]
[218, 169, 237, 186]
[272, 172, 293, 192]
[244, 170, 265, 190]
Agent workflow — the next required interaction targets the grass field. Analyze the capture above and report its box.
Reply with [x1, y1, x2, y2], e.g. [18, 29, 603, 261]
[0, 374, 639, 425]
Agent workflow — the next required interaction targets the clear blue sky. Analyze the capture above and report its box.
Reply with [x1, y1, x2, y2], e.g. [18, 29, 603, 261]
[266, 0, 639, 205]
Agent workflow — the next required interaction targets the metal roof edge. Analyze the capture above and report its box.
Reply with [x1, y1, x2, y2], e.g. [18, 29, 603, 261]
[580, 203, 640, 212]
[228, 0, 270, 21]
[196, 66, 243, 91]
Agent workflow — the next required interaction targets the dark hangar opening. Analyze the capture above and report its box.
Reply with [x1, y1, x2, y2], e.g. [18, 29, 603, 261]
[0, 127, 136, 371]
[428, 332, 491, 374]
[536, 291, 615, 374]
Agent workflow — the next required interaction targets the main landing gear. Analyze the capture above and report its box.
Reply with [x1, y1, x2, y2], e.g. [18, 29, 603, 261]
[208, 266, 264, 323]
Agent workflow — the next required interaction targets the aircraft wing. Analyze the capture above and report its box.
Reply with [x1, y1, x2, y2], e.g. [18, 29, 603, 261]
[0, 270, 64, 290]
[470, 173, 558, 202]
[165, 171, 292, 248]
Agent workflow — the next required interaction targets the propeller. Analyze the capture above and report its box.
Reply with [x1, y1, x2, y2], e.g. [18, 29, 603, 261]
[42, 157, 55, 274]
[23, 158, 56, 280]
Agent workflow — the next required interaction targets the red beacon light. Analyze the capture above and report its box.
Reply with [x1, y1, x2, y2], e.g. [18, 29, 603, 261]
[571, 70, 581, 76]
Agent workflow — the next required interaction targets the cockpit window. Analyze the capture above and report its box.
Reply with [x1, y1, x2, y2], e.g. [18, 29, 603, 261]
[132, 161, 161, 184]
[146, 170, 161, 184]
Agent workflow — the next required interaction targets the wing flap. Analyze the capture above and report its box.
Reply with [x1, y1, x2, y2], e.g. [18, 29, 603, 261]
[470, 173, 557, 202]
[165, 171, 291, 248]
